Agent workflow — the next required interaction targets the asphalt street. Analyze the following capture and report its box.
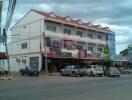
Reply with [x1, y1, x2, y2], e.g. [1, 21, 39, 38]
[0, 74, 132, 100]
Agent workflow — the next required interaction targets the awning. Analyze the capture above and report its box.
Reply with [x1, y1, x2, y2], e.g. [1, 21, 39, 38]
[0, 52, 8, 60]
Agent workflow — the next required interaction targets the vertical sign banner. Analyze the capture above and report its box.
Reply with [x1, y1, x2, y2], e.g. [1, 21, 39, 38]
[50, 39, 62, 56]
[30, 57, 39, 70]
[64, 40, 76, 49]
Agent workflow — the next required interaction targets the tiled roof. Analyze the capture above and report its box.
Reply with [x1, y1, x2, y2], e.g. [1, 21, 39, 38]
[32, 9, 50, 17]
[32, 9, 111, 32]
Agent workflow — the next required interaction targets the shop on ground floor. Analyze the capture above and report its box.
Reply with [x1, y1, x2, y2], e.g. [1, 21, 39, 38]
[8, 53, 103, 72]
[41, 56, 103, 72]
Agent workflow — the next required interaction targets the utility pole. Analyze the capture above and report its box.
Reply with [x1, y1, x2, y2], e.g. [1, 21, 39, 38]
[0, 0, 2, 35]
[3, 29, 11, 74]
[43, 32, 48, 72]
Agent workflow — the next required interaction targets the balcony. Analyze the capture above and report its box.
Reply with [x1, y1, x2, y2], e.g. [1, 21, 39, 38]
[45, 31, 107, 45]
[64, 34, 106, 45]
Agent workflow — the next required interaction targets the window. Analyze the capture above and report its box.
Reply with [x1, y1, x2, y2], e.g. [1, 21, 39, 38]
[86, 65, 91, 69]
[98, 48, 102, 52]
[88, 46, 93, 52]
[87, 33, 93, 39]
[97, 35, 102, 40]
[52, 26, 56, 32]
[63, 28, 71, 35]
[46, 24, 56, 32]
[46, 24, 52, 31]
[76, 31, 83, 37]
[76, 43, 83, 49]
[45, 37, 50, 47]
[21, 43, 27, 49]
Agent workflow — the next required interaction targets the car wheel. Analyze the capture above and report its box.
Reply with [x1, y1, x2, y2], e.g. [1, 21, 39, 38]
[99, 74, 102, 77]
[72, 72, 76, 77]
[60, 71, 64, 76]
[90, 72, 94, 77]
[36, 73, 39, 76]
[80, 74, 83, 77]
[117, 75, 120, 77]
[21, 73, 24, 76]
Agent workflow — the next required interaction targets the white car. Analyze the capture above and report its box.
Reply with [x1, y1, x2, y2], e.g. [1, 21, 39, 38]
[125, 68, 132, 74]
[60, 65, 85, 77]
[81, 65, 104, 77]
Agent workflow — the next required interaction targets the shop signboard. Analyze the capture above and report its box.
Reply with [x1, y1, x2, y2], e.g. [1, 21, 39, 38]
[64, 40, 76, 49]
[78, 49, 87, 58]
[50, 39, 62, 55]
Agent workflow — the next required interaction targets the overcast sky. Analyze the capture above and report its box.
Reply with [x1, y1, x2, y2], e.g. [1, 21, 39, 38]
[2, 0, 132, 54]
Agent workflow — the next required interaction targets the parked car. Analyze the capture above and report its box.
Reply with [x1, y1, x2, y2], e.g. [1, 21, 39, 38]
[60, 65, 85, 77]
[19, 66, 39, 76]
[81, 65, 104, 77]
[125, 68, 132, 74]
[105, 67, 120, 77]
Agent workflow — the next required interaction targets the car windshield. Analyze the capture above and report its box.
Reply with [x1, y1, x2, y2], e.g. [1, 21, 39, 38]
[74, 65, 80, 69]
[93, 65, 103, 71]
[109, 67, 119, 72]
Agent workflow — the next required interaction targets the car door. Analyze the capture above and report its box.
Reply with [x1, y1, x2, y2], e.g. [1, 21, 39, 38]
[81, 66, 87, 73]
[63, 66, 69, 75]
[86, 65, 92, 75]
[67, 65, 74, 75]
[64, 66, 71, 75]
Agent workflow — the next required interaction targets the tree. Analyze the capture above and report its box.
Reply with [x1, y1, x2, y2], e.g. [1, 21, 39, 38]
[103, 45, 110, 70]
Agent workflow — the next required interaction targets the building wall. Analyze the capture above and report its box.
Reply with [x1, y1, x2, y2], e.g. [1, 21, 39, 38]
[8, 11, 44, 71]
[9, 53, 42, 71]
[8, 10, 111, 71]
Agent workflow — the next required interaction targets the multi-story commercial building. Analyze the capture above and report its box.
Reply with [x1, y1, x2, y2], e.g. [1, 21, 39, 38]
[107, 32, 116, 60]
[8, 9, 114, 72]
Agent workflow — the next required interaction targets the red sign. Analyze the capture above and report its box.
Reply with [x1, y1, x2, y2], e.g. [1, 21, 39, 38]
[47, 51, 56, 56]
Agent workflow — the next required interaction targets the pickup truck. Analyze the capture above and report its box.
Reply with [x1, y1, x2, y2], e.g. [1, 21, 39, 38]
[19, 66, 39, 76]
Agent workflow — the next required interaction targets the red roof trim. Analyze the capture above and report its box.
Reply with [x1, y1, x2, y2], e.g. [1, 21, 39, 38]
[11, 9, 112, 33]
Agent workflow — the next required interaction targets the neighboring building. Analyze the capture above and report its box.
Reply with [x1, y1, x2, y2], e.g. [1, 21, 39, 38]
[127, 45, 132, 62]
[8, 9, 114, 72]
[120, 45, 132, 63]
[107, 32, 116, 60]
[114, 55, 128, 67]
[120, 49, 128, 57]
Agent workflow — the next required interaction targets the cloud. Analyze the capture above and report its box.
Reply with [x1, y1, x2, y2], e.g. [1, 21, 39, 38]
[2, 0, 132, 54]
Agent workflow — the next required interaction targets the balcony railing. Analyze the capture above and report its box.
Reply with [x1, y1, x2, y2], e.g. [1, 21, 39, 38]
[45, 31, 107, 45]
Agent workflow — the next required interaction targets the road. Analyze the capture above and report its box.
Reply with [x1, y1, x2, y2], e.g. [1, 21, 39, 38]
[0, 74, 132, 100]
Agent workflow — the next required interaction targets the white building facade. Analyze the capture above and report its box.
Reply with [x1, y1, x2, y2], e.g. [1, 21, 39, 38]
[8, 9, 114, 71]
